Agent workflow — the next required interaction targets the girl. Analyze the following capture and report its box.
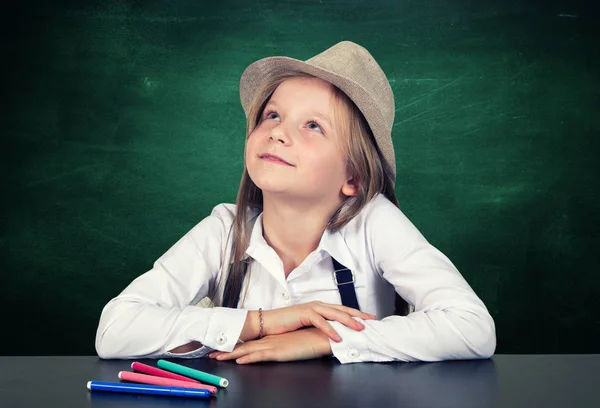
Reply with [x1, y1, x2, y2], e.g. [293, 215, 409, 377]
[95, 41, 496, 364]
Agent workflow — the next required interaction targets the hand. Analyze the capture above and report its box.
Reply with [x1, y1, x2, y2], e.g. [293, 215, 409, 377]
[262, 302, 376, 342]
[209, 328, 332, 364]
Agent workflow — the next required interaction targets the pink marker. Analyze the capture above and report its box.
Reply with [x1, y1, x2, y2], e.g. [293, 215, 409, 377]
[119, 371, 218, 395]
[131, 362, 199, 383]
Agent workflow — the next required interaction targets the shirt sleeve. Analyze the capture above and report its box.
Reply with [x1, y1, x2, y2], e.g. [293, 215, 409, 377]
[95, 204, 248, 359]
[329, 196, 496, 364]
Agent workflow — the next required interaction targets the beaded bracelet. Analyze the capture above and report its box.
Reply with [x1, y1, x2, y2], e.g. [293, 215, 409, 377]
[258, 308, 264, 339]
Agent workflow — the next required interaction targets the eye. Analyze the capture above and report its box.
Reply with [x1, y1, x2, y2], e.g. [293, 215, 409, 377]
[307, 121, 324, 134]
[263, 110, 280, 121]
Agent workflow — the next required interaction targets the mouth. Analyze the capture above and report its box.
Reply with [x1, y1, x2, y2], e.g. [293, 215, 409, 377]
[259, 153, 294, 166]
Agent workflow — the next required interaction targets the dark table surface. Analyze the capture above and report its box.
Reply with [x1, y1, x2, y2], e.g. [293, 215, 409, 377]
[2, 355, 598, 408]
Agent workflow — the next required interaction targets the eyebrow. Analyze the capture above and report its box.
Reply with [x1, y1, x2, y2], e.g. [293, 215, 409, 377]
[265, 100, 333, 128]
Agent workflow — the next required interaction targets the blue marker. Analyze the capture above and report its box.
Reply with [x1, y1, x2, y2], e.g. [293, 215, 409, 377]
[87, 381, 212, 399]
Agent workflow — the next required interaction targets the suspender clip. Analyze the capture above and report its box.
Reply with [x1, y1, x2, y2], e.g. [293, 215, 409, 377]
[333, 268, 355, 285]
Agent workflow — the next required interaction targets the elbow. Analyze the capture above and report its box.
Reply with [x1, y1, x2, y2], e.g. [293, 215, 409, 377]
[94, 301, 163, 360]
[95, 304, 132, 359]
[468, 312, 497, 359]
[96, 324, 139, 359]
[95, 343, 112, 360]
[96, 341, 117, 360]
[446, 307, 496, 360]
[473, 328, 496, 359]
[95, 324, 120, 359]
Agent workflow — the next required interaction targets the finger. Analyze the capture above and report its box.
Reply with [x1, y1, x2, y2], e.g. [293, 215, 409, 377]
[216, 349, 246, 361]
[236, 350, 274, 364]
[328, 304, 377, 320]
[320, 304, 377, 323]
[313, 306, 366, 331]
[308, 314, 342, 342]
[216, 341, 265, 361]
[311, 301, 375, 321]
[215, 352, 239, 361]
[210, 342, 243, 359]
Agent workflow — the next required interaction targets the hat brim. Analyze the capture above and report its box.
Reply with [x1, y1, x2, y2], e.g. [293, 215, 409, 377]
[239, 56, 395, 177]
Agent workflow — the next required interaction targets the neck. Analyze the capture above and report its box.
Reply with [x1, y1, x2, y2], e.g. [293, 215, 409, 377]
[261, 195, 337, 276]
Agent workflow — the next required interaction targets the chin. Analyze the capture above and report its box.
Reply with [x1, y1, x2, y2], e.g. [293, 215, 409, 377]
[253, 180, 290, 194]
[247, 172, 285, 192]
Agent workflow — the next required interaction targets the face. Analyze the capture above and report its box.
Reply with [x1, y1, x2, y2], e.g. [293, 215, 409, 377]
[245, 76, 357, 207]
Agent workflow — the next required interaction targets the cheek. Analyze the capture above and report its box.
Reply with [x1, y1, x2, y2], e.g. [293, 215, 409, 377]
[303, 148, 347, 182]
[247, 124, 270, 146]
[245, 132, 261, 157]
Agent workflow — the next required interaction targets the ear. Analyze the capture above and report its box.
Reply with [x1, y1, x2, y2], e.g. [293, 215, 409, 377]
[341, 176, 359, 197]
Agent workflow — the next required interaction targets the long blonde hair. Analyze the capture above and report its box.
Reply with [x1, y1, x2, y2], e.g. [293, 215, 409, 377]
[212, 72, 405, 313]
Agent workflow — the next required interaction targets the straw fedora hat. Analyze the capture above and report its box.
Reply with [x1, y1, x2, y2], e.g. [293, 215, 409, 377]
[239, 41, 397, 183]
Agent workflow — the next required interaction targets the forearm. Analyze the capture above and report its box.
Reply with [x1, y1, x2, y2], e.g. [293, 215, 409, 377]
[95, 298, 248, 359]
[329, 306, 496, 363]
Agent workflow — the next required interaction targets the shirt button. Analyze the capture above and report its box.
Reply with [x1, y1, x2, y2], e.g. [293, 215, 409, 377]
[216, 335, 227, 345]
[348, 349, 360, 359]
[282, 292, 290, 300]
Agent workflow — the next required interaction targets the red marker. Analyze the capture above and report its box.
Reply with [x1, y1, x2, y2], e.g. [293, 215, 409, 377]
[119, 371, 218, 395]
[131, 362, 199, 383]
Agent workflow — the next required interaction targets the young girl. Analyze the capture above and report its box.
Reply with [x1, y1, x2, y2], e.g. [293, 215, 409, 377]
[95, 41, 496, 364]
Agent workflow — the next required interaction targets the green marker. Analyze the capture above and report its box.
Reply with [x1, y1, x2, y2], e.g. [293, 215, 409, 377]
[157, 360, 229, 388]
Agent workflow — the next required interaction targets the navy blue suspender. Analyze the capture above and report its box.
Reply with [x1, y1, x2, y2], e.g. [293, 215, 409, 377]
[331, 257, 360, 310]
[223, 257, 360, 310]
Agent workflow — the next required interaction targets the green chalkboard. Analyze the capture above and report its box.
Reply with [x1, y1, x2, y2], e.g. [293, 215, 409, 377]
[2, 0, 599, 355]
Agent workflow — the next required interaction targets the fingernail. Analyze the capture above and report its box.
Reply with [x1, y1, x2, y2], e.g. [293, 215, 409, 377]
[335, 335, 342, 342]
[236, 358, 244, 364]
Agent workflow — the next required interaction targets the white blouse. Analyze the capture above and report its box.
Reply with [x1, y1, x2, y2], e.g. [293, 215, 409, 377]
[95, 194, 496, 363]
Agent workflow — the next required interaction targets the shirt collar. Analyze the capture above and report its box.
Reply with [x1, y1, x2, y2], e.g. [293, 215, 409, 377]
[317, 226, 358, 273]
[245, 212, 276, 262]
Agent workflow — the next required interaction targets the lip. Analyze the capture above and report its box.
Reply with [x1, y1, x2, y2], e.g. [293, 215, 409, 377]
[259, 153, 294, 166]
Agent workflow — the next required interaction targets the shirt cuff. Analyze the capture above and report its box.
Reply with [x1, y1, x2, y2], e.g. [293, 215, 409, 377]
[166, 346, 212, 359]
[329, 319, 373, 364]
[194, 307, 248, 352]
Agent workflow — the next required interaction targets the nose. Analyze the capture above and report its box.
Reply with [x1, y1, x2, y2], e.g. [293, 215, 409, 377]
[269, 122, 291, 145]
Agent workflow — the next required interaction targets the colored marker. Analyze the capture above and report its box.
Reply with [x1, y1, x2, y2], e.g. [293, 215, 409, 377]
[119, 371, 217, 395]
[87, 381, 211, 398]
[131, 361, 200, 383]
[157, 359, 229, 388]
